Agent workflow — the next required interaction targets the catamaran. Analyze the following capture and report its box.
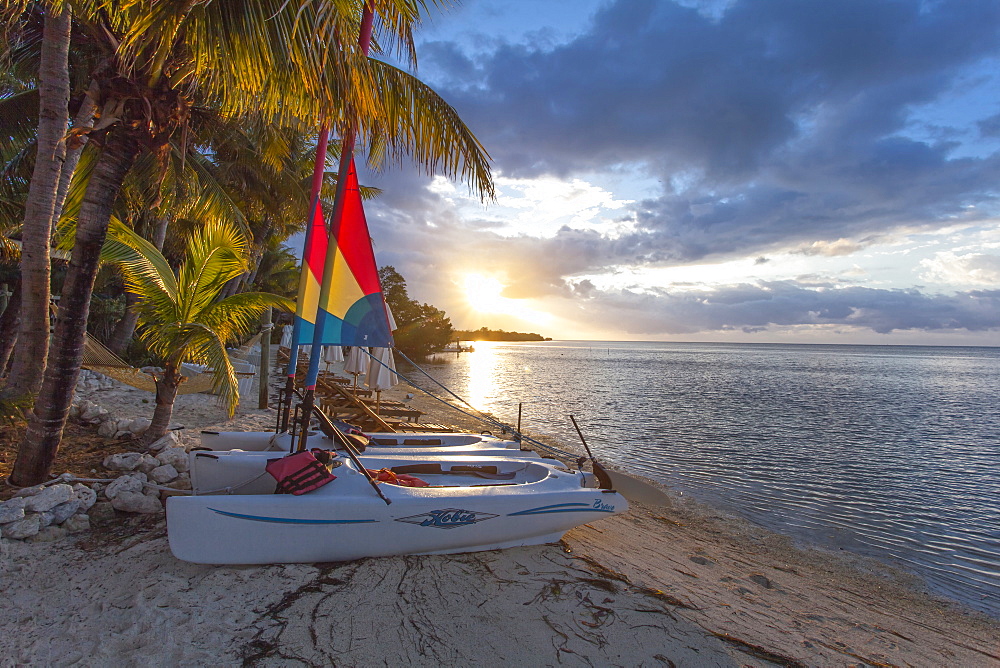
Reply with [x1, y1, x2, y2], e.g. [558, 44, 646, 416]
[165, 7, 625, 564]
[168, 448, 624, 564]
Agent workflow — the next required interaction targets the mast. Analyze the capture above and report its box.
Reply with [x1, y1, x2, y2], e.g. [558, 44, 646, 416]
[297, 3, 380, 450]
[280, 126, 330, 430]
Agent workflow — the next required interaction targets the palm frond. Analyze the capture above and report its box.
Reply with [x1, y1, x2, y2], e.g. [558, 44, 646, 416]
[102, 219, 180, 313]
[174, 220, 248, 322]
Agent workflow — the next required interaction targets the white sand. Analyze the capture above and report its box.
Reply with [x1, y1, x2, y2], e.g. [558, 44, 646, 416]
[2, 362, 998, 666]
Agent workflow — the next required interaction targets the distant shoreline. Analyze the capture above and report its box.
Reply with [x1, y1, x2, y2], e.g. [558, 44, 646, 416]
[472, 338, 1000, 349]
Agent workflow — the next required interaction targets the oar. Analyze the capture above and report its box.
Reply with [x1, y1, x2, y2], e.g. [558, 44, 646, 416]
[312, 404, 392, 505]
[570, 415, 615, 491]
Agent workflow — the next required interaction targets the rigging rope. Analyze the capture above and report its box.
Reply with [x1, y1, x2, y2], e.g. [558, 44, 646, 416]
[370, 347, 581, 461]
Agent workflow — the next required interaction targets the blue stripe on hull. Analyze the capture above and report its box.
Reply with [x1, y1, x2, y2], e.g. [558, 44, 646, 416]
[208, 508, 378, 525]
[508, 502, 616, 516]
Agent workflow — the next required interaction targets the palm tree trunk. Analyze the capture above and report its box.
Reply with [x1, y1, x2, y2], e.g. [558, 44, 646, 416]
[0, 279, 23, 376]
[3, 5, 72, 400]
[151, 215, 169, 251]
[106, 291, 140, 355]
[107, 216, 168, 355]
[145, 365, 181, 445]
[53, 81, 99, 221]
[9, 126, 140, 486]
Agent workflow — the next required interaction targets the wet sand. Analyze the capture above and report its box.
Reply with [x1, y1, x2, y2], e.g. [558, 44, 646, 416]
[2, 359, 998, 666]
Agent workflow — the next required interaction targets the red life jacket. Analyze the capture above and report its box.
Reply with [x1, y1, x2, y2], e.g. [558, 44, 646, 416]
[266, 450, 337, 495]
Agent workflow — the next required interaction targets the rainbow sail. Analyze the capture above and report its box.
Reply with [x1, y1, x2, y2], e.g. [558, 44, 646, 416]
[309, 159, 392, 348]
[291, 199, 329, 345]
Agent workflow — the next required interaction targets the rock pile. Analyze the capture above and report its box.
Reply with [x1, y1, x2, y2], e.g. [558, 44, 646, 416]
[0, 482, 97, 542]
[0, 431, 193, 543]
[75, 369, 120, 393]
[70, 399, 152, 439]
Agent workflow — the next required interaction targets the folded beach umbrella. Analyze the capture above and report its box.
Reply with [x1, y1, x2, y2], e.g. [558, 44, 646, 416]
[385, 304, 398, 333]
[344, 346, 369, 375]
[344, 345, 369, 389]
[366, 347, 398, 392]
[323, 345, 345, 364]
[366, 346, 398, 412]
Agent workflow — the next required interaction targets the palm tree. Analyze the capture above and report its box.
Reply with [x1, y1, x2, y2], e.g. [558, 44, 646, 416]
[9, 0, 495, 485]
[1, 2, 70, 398]
[102, 219, 292, 443]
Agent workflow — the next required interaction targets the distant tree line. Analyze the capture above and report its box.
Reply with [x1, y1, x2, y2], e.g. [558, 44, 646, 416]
[379, 266, 454, 359]
[378, 267, 552, 357]
[454, 327, 551, 342]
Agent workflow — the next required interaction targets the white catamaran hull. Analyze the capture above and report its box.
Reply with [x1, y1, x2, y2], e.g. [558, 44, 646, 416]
[198, 429, 537, 460]
[167, 452, 625, 564]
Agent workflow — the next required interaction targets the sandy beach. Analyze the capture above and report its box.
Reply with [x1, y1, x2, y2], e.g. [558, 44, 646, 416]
[2, 364, 999, 667]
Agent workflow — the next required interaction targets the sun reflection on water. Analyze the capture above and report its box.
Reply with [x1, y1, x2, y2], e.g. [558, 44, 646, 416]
[466, 340, 502, 410]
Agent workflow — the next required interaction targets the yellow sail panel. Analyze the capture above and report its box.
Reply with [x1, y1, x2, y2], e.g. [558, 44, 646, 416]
[321, 246, 365, 318]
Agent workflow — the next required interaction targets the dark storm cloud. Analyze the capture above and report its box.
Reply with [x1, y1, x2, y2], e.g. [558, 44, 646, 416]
[418, 0, 1000, 263]
[578, 283, 1000, 335]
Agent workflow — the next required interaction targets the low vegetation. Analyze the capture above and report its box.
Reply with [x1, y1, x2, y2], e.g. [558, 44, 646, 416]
[454, 327, 551, 342]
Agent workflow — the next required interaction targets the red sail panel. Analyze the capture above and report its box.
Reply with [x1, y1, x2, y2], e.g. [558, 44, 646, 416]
[336, 161, 382, 296]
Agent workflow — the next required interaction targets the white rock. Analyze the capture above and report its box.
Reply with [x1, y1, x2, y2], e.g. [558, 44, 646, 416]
[104, 474, 146, 500]
[73, 484, 97, 511]
[0, 497, 26, 524]
[63, 514, 90, 533]
[102, 452, 144, 472]
[98, 420, 118, 438]
[79, 405, 103, 421]
[13, 485, 45, 498]
[23, 484, 74, 513]
[156, 446, 190, 472]
[28, 526, 68, 543]
[149, 464, 179, 484]
[1, 515, 40, 540]
[67, 403, 80, 418]
[129, 418, 151, 434]
[48, 500, 81, 525]
[136, 454, 160, 474]
[36, 511, 53, 527]
[147, 431, 180, 453]
[117, 418, 134, 432]
[110, 491, 162, 514]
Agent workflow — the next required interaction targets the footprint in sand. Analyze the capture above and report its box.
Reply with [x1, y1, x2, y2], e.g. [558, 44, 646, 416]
[688, 555, 714, 566]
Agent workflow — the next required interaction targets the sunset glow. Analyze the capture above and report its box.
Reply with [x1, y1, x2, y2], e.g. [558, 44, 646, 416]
[461, 274, 552, 325]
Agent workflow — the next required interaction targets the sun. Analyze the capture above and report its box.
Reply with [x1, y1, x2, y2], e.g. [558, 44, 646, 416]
[461, 274, 551, 324]
[463, 274, 507, 312]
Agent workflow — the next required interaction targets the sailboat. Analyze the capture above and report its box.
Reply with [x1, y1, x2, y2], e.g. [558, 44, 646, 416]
[165, 158, 628, 563]
[165, 11, 625, 564]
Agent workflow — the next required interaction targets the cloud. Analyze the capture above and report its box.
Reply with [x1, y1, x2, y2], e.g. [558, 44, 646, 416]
[569, 281, 1000, 335]
[417, 0, 1000, 264]
[920, 252, 1000, 286]
[351, 0, 1000, 342]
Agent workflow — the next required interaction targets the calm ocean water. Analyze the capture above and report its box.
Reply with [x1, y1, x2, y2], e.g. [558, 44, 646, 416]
[407, 341, 1000, 617]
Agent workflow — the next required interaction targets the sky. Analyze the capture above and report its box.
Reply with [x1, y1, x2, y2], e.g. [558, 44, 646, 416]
[353, 0, 1000, 345]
